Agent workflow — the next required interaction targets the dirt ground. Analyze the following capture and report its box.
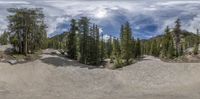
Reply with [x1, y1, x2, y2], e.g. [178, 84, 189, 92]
[1, 49, 200, 99]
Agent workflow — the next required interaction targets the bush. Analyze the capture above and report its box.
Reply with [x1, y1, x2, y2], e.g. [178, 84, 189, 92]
[193, 44, 199, 55]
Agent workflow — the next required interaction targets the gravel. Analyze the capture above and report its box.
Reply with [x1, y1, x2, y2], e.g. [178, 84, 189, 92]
[0, 51, 200, 99]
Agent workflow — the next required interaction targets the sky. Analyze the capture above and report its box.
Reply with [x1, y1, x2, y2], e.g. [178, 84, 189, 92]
[0, 0, 200, 39]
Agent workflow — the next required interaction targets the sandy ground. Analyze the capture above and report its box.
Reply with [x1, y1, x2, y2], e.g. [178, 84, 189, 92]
[1, 49, 200, 99]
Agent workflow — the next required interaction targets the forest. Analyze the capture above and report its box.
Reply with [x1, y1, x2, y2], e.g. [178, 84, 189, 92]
[0, 8, 200, 68]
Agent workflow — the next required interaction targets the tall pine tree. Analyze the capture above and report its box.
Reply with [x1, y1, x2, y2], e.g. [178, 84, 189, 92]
[67, 19, 77, 59]
[173, 18, 182, 57]
[121, 22, 133, 65]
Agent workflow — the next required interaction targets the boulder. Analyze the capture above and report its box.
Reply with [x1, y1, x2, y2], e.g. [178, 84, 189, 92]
[7, 60, 17, 65]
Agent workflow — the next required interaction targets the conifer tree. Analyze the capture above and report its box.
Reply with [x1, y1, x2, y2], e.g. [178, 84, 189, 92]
[100, 33, 105, 62]
[112, 38, 122, 67]
[173, 18, 182, 57]
[134, 38, 141, 58]
[67, 19, 77, 59]
[193, 29, 199, 55]
[95, 25, 100, 64]
[74, 17, 102, 65]
[0, 31, 9, 45]
[78, 17, 89, 64]
[161, 26, 176, 58]
[121, 22, 133, 65]
[106, 35, 113, 59]
[7, 8, 47, 55]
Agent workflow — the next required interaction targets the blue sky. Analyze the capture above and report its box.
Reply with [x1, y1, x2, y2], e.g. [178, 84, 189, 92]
[0, 0, 200, 39]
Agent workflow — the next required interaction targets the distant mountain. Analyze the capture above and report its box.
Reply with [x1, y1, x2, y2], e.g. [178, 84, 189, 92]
[48, 22, 70, 38]
[142, 30, 198, 41]
[50, 32, 69, 40]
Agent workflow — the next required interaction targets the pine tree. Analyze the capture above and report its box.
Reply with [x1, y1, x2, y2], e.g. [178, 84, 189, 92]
[100, 33, 105, 62]
[78, 17, 90, 64]
[0, 31, 9, 45]
[193, 29, 199, 55]
[134, 38, 141, 58]
[121, 22, 133, 65]
[173, 18, 182, 57]
[7, 8, 47, 55]
[106, 35, 113, 59]
[167, 40, 175, 58]
[75, 17, 102, 65]
[95, 25, 100, 65]
[161, 26, 169, 57]
[67, 19, 77, 59]
[112, 38, 122, 67]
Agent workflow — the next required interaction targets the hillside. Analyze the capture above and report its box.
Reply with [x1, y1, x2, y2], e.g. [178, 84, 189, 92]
[143, 30, 198, 41]
[141, 30, 200, 58]
[47, 32, 69, 49]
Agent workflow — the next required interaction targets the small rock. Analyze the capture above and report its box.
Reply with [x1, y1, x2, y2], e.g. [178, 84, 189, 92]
[64, 52, 68, 56]
[55, 51, 61, 55]
[59, 49, 65, 55]
[18, 59, 25, 62]
[1, 58, 5, 61]
[99, 65, 104, 68]
[7, 60, 17, 65]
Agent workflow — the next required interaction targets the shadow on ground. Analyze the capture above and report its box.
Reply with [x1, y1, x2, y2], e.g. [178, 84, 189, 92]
[40, 55, 104, 69]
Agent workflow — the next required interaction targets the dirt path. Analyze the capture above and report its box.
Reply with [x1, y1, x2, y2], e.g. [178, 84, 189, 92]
[0, 50, 200, 99]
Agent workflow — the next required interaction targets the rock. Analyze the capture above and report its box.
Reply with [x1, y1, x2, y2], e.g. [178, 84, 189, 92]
[1, 58, 5, 61]
[18, 59, 25, 62]
[99, 65, 104, 68]
[51, 52, 57, 55]
[7, 60, 17, 65]
[59, 49, 65, 55]
[64, 52, 68, 56]
[50, 50, 61, 55]
[55, 50, 61, 55]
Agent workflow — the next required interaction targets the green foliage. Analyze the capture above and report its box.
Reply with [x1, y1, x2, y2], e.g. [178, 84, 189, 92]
[161, 26, 175, 58]
[105, 35, 113, 58]
[100, 34, 105, 62]
[0, 31, 9, 45]
[7, 8, 47, 55]
[134, 38, 141, 58]
[67, 19, 78, 59]
[112, 38, 123, 67]
[193, 44, 199, 55]
[173, 18, 182, 57]
[142, 19, 200, 59]
[64, 17, 102, 65]
[120, 22, 133, 65]
[78, 17, 90, 64]
[193, 30, 199, 55]
[47, 32, 67, 49]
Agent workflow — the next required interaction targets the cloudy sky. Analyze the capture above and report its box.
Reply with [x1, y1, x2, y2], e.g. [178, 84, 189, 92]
[0, 0, 200, 39]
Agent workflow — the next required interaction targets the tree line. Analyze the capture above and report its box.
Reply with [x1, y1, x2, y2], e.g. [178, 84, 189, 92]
[66, 19, 142, 67]
[0, 8, 199, 67]
[142, 19, 200, 59]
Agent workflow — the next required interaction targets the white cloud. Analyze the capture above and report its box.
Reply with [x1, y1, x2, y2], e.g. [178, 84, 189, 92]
[0, 1, 29, 4]
[157, 1, 200, 6]
[102, 34, 110, 41]
[99, 27, 103, 34]
[0, 0, 200, 38]
[135, 26, 141, 30]
[95, 8, 108, 19]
